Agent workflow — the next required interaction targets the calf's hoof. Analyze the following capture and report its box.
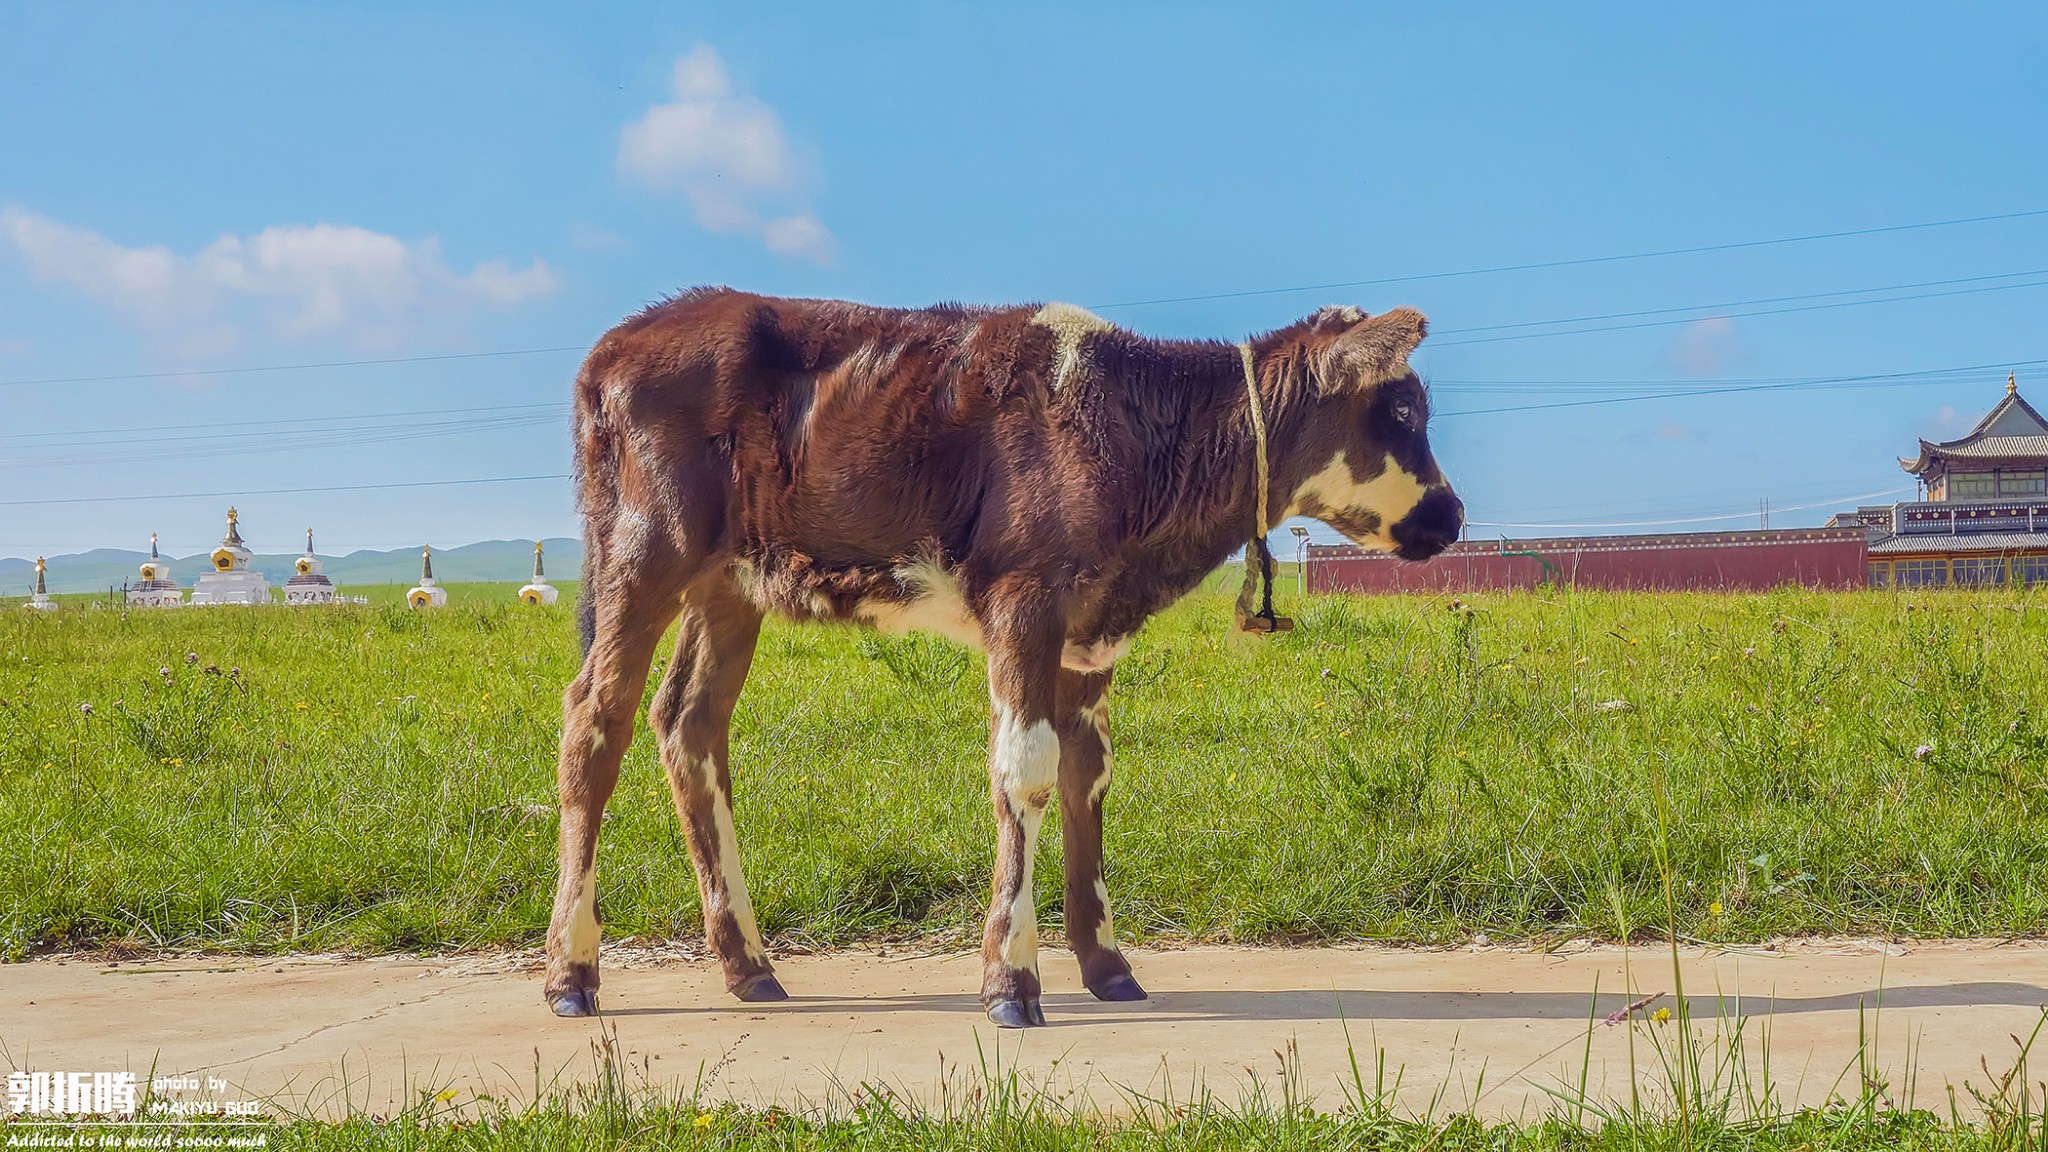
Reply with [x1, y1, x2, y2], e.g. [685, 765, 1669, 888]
[549, 989, 599, 1017]
[734, 973, 789, 1002]
[986, 998, 1047, 1029]
[1089, 973, 1148, 1002]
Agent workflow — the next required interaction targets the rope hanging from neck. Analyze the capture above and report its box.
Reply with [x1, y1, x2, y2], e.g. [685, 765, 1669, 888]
[1234, 343, 1292, 633]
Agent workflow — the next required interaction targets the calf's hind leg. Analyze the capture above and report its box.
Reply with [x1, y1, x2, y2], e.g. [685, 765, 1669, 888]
[648, 573, 783, 1000]
[543, 562, 689, 1017]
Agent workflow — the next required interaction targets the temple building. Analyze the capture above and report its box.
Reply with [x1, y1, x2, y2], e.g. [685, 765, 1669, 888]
[23, 557, 56, 611]
[1837, 374, 2048, 587]
[126, 533, 184, 608]
[284, 528, 341, 605]
[518, 541, 559, 605]
[1309, 372, 2048, 594]
[189, 507, 274, 605]
[407, 545, 448, 609]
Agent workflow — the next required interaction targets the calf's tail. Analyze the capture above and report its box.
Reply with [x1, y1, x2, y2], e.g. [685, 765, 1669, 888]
[570, 348, 617, 659]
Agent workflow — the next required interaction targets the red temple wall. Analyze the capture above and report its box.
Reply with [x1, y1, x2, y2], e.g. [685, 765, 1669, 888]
[1305, 529, 1869, 594]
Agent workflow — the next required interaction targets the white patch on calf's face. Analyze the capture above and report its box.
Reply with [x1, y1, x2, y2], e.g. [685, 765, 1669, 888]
[1030, 302, 1114, 392]
[566, 868, 600, 966]
[1287, 451, 1428, 552]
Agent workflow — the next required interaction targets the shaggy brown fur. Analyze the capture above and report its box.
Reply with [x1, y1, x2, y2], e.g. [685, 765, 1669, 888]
[543, 288, 1462, 1027]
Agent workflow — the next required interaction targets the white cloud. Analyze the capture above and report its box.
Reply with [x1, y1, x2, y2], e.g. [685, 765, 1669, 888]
[617, 45, 834, 263]
[0, 208, 556, 349]
[1657, 316, 1749, 378]
[566, 222, 630, 253]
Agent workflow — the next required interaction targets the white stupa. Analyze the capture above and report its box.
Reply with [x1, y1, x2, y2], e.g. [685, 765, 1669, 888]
[406, 545, 448, 609]
[126, 533, 184, 608]
[188, 506, 273, 606]
[284, 528, 340, 605]
[518, 541, 559, 605]
[23, 557, 56, 611]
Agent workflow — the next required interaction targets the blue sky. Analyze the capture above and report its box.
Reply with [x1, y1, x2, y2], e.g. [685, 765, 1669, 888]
[3, 2, 2046, 559]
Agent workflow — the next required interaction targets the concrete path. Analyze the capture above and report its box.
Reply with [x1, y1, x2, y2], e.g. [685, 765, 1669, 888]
[5, 941, 2046, 1121]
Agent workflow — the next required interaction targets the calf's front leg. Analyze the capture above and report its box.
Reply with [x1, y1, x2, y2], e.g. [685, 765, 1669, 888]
[979, 594, 1063, 1028]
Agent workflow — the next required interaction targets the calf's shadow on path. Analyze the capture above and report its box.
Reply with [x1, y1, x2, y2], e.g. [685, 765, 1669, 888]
[599, 982, 2048, 1024]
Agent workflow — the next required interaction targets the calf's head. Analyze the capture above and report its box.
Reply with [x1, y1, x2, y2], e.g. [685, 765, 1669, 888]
[1285, 307, 1463, 561]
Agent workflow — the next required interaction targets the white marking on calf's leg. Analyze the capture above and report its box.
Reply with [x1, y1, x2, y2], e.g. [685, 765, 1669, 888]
[566, 868, 600, 966]
[1080, 699, 1115, 804]
[1092, 876, 1117, 953]
[699, 755, 768, 963]
[1002, 805, 1044, 972]
[992, 705, 1059, 975]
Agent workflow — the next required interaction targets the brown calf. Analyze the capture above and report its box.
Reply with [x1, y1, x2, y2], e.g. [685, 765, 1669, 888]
[544, 289, 1462, 1027]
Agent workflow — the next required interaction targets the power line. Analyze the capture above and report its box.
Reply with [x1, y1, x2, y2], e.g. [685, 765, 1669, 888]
[1465, 486, 1915, 530]
[1430, 268, 2048, 338]
[1431, 277, 2048, 348]
[0, 346, 584, 390]
[0, 401, 566, 443]
[0, 473, 572, 508]
[7, 412, 565, 469]
[1438, 358, 2048, 418]
[1083, 207, 2048, 310]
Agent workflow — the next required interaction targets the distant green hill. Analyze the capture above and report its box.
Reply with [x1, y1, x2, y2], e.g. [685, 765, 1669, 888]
[0, 538, 582, 596]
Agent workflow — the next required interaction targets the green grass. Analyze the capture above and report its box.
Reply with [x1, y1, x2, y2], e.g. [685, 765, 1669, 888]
[5, 578, 2048, 956]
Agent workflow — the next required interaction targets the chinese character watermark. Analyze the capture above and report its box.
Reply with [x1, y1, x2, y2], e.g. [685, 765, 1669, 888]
[5, 1071, 138, 1118]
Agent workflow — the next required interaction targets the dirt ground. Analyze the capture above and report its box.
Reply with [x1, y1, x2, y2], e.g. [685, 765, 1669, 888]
[5, 941, 2046, 1121]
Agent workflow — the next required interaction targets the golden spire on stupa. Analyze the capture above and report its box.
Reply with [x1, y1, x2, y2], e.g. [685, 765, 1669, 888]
[25, 556, 56, 610]
[407, 544, 447, 609]
[519, 540, 559, 605]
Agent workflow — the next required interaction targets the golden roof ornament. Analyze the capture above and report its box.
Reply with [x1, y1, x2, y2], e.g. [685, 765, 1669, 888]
[2011, 370, 2020, 396]
[519, 540, 559, 605]
[407, 544, 447, 609]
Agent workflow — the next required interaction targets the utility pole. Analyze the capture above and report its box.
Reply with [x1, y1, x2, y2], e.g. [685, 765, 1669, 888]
[1290, 525, 1311, 595]
[1759, 498, 1770, 530]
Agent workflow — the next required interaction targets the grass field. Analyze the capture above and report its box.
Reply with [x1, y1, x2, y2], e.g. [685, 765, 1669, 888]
[5, 577, 2048, 957]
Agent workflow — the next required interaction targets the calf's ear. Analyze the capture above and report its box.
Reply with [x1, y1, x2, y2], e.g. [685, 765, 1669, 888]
[1316, 307, 1429, 393]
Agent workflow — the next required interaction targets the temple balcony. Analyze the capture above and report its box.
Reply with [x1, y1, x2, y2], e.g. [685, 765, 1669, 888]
[1889, 498, 2048, 537]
